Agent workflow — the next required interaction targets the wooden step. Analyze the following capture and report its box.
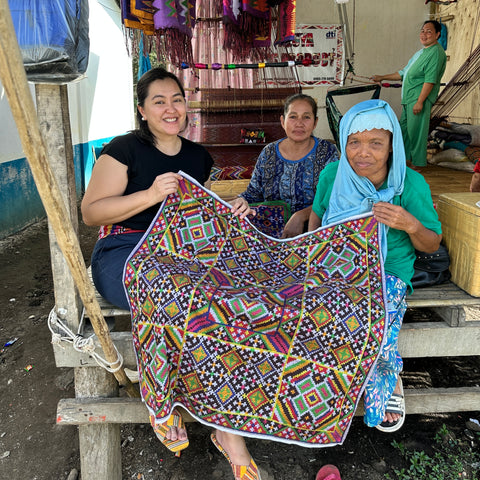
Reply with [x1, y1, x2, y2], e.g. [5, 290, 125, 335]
[52, 320, 480, 368]
[407, 282, 480, 307]
[56, 385, 480, 426]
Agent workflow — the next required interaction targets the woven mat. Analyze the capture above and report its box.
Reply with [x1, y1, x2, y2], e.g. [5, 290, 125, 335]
[209, 148, 259, 181]
[124, 174, 387, 447]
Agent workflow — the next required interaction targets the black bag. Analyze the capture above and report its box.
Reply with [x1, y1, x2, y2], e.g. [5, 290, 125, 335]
[411, 244, 451, 288]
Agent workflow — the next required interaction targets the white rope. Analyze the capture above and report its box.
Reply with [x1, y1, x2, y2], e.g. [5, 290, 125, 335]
[48, 307, 124, 373]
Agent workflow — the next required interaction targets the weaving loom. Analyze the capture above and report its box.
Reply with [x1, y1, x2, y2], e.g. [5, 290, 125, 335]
[124, 174, 388, 447]
[325, 84, 382, 146]
[205, 144, 264, 181]
[185, 86, 300, 181]
[187, 87, 299, 145]
[179, 2, 300, 182]
[121, 1, 301, 181]
[430, 42, 480, 132]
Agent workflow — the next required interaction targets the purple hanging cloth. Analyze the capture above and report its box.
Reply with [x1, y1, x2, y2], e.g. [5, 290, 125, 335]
[152, 0, 196, 66]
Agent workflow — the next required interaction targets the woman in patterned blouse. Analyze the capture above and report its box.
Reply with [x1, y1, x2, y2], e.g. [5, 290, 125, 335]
[231, 94, 339, 238]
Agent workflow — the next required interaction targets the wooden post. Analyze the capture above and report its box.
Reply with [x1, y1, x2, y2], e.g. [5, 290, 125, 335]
[76, 367, 122, 480]
[35, 83, 82, 331]
[0, 0, 139, 399]
[35, 83, 124, 480]
[0, 3, 139, 478]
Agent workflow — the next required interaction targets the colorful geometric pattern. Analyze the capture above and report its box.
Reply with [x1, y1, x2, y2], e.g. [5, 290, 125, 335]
[210, 164, 255, 181]
[249, 201, 291, 239]
[124, 173, 387, 447]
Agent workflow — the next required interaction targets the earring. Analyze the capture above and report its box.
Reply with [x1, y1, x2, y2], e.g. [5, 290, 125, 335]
[142, 117, 146, 121]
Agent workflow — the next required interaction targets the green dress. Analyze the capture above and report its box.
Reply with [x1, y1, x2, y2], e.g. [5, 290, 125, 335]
[399, 43, 446, 166]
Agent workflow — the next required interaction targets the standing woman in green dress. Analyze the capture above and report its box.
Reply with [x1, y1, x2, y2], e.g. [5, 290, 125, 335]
[372, 20, 446, 168]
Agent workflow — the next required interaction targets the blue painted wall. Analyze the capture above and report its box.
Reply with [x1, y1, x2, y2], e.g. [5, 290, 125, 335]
[0, 158, 45, 238]
[0, 136, 113, 240]
[0, 0, 135, 240]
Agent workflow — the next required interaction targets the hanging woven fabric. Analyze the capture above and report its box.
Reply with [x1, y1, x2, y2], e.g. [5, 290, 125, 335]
[223, 0, 271, 61]
[152, 0, 196, 67]
[121, 0, 155, 35]
[275, 0, 296, 45]
[138, 33, 152, 80]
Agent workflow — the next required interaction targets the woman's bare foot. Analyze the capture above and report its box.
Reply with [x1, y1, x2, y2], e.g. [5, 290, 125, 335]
[214, 429, 252, 467]
[164, 416, 188, 442]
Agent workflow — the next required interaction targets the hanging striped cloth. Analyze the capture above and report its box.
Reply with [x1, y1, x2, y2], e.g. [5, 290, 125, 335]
[223, 0, 271, 60]
[276, 0, 296, 45]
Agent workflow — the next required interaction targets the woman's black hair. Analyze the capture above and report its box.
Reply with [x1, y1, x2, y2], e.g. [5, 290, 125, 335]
[134, 67, 187, 146]
[423, 20, 442, 34]
[283, 93, 318, 121]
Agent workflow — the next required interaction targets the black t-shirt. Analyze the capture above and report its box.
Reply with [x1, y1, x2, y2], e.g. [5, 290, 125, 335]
[101, 132, 213, 230]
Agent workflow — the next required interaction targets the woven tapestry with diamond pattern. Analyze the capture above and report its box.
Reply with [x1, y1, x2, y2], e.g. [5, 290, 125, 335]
[124, 173, 387, 447]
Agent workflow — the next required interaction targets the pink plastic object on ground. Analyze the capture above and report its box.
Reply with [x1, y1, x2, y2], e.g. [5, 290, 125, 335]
[316, 464, 342, 480]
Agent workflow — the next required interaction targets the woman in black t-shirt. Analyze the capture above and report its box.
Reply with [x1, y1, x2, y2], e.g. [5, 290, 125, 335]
[81, 67, 259, 480]
[82, 68, 214, 309]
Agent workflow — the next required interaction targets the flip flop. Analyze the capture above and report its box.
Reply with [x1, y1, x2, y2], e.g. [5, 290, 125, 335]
[316, 464, 342, 480]
[151, 410, 189, 456]
[210, 432, 262, 480]
[376, 377, 405, 433]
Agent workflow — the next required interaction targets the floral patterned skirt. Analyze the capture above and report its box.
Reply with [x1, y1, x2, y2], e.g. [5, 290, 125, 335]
[363, 274, 407, 427]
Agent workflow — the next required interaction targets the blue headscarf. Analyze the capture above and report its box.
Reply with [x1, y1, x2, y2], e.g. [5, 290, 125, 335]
[323, 99, 406, 259]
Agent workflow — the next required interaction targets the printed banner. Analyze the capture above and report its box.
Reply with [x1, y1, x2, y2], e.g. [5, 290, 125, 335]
[288, 25, 345, 86]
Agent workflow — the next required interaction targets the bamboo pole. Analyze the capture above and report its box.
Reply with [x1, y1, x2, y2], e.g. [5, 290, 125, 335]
[0, 0, 139, 398]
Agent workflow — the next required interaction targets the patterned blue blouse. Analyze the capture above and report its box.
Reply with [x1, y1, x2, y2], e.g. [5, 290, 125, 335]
[241, 137, 339, 214]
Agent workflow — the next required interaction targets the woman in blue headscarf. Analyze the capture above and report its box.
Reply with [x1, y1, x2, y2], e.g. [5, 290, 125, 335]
[308, 99, 442, 432]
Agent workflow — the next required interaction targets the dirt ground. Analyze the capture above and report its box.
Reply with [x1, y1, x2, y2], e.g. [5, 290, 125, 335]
[0, 217, 479, 480]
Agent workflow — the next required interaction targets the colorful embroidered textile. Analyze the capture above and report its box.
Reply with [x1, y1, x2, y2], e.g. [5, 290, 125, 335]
[152, 0, 196, 36]
[249, 200, 291, 238]
[124, 174, 387, 447]
[121, 0, 155, 35]
[98, 224, 145, 240]
[276, 0, 296, 45]
[152, 0, 196, 66]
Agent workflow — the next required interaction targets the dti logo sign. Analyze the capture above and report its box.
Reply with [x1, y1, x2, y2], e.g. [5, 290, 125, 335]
[326, 31, 336, 39]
